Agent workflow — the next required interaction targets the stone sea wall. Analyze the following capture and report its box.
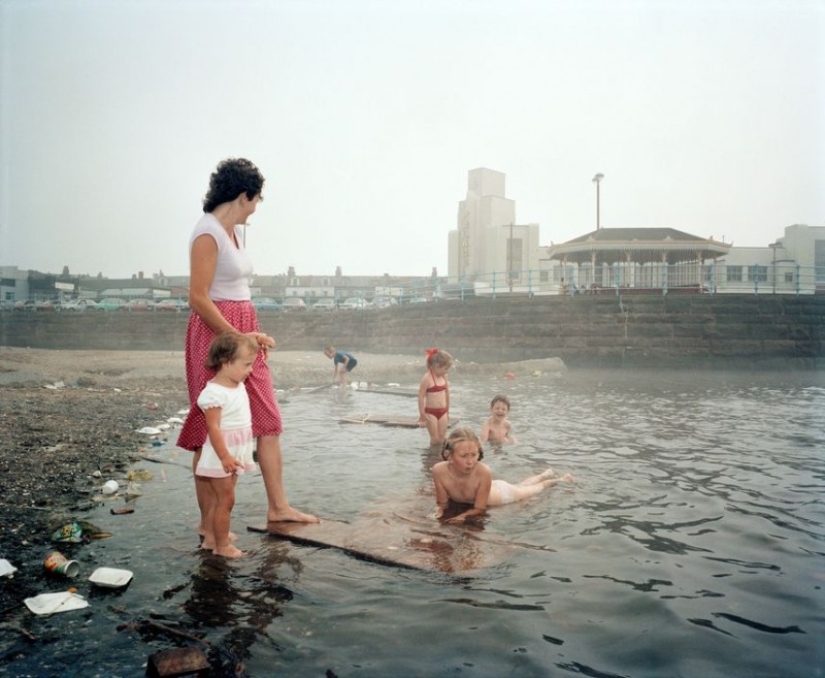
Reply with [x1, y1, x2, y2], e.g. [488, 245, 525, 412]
[1, 294, 823, 370]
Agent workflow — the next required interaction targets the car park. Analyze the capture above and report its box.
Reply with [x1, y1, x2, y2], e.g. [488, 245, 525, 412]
[63, 299, 104, 311]
[311, 298, 337, 311]
[282, 297, 307, 311]
[13, 300, 36, 311]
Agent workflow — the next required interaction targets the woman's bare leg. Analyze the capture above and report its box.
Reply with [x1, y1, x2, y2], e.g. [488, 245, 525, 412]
[257, 435, 318, 523]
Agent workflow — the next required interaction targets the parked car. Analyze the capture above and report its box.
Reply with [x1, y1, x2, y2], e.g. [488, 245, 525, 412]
[13, 300, 36, 311]
[154, 298, 189, 312]
[373, 295, 398, 309]
[34, 300, 57, 311]
[339, 297, 367, 310]
[311, 299, 337, 311]
[252, 298, 283, 312]
[98, 298, 127, 311]
[63, 299, 103, 312]
[282, 297, 307, 311]
[124, 299, 153, 312]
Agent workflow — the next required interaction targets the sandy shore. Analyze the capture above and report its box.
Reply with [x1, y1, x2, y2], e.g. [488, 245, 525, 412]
[0, 347, 565, 389]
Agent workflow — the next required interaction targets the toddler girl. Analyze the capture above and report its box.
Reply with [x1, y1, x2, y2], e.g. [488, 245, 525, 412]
[196, 331, 259, 558]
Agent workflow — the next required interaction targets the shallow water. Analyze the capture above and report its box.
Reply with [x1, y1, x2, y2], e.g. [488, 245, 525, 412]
[4, 370, 824, 678]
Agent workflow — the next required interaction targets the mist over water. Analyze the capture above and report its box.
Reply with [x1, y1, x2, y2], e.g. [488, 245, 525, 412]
[5, 369, 824, 678]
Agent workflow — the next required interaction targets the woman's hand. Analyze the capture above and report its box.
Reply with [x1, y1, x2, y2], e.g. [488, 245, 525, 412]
[247, 332, 275, 349]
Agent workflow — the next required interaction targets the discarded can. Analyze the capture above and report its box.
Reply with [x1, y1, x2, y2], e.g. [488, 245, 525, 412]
[102, 480, 119, 495]
[51, 522, 83, 543]
[43, 551, 80, 578]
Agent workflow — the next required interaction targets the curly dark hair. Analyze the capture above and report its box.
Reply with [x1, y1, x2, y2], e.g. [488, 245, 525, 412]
[205, 331, 258, 370]
[203, 158, 265, 212]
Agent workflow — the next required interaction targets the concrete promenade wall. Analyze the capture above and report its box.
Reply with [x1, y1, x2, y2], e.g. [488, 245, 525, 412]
[1, 295, 823, 370]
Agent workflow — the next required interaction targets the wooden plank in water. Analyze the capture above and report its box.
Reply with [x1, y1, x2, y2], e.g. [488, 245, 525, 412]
[339, 413, 458, 428]
[356, 386, 419, 398]
[248, 512, 512, 573]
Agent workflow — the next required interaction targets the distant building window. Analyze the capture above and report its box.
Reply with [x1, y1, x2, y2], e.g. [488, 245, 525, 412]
[539, 271, 549, 283]
[727, 266, 743, 282]
[784, 272, 794, 283]
[322, 277, 331, 286]
[816, 240, 825, 282]
[290, 278, 298, 287]
[750, 265, 768, 282]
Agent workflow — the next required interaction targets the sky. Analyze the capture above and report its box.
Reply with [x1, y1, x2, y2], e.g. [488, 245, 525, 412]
[1, 0, 823, 280]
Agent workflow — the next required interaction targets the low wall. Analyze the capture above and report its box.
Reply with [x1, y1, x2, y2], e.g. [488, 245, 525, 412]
[1, 294, 823, 369]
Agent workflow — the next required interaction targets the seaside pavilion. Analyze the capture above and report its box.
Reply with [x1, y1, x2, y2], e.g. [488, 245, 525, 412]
[545, 227, 733, 292]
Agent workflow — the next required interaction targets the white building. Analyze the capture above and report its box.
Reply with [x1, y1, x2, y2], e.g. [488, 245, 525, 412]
[706, 224, 825, 294]
[447, 168, 540, 288]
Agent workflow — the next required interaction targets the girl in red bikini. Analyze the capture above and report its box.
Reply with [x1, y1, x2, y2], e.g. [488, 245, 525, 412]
[417, 348, 454, 445]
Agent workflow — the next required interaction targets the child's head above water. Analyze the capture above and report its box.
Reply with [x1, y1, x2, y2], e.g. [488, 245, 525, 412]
[490, 394, 511, 411]
[442, 427, 484, 461]
[206, 331, 258, 371]
[425, 348, 454, 371]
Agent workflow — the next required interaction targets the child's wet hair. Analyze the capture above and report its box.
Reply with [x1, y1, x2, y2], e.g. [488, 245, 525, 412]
[426, 348, 454, 369]
[491, 394, 511, 409]
[441, 427, 484, 461]
[205, 331, 258, 370]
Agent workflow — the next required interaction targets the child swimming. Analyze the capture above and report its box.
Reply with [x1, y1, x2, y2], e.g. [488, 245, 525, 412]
[432, 427, 573, 524]
[481, 394, 517, 443]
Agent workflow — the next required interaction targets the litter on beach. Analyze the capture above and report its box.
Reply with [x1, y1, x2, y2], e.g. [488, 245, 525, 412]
[89, 567, 133, 588]
[135, 426, 162, 436]
[0, 558, 17, 577]
[24, 591, 89, 615]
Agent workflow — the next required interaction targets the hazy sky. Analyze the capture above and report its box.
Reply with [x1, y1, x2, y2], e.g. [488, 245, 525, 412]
[1, 0, 822, 279]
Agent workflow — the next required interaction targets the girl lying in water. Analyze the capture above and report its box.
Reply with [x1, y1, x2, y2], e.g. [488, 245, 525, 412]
[432, 427, 573, 524]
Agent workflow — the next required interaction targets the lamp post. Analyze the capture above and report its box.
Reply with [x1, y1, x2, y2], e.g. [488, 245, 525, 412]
[591, 173, 604, 230]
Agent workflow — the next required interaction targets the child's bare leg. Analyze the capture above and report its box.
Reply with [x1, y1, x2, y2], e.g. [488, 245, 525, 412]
[510, 473, 574, 502]
[518, 468, 558, 486]
[425, 415, 441, 445]
[212, 476, 245, 558]
[436, 415, 449, 444]
[193, 449, 208, 537]
[199, 478, 217, 550]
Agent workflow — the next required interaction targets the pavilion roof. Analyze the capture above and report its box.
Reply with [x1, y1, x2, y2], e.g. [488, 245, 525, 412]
[546, 228, 731, 265]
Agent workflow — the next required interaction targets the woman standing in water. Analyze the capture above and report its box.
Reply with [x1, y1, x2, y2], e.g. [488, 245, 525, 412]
[177, 158, 317, 534]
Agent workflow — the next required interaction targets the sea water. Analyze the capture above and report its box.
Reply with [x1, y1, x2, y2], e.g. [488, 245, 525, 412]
[3, 369, 824, 678]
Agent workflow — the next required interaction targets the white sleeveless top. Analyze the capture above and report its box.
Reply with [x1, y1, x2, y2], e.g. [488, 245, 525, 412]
[189, 213, 253, 301]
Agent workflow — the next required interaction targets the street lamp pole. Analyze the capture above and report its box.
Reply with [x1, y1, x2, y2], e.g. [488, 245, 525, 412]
[591, 173, 604, 230]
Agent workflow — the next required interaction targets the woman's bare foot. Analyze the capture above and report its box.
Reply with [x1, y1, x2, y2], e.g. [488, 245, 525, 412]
[267, 506, 320, 523]
[213, 544, 245, 558]
[199, 530, 237, 542]
[537, 468, 557, 481]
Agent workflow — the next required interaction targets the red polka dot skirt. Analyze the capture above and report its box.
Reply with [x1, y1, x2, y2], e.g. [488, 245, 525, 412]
[176, 300, 283, 452]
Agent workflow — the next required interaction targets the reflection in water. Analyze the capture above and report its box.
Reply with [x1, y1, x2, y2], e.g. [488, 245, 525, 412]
[3, 370, 823, 678]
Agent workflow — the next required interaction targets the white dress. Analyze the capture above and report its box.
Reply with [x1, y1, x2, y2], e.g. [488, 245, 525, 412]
[195, 381, 256, 478]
